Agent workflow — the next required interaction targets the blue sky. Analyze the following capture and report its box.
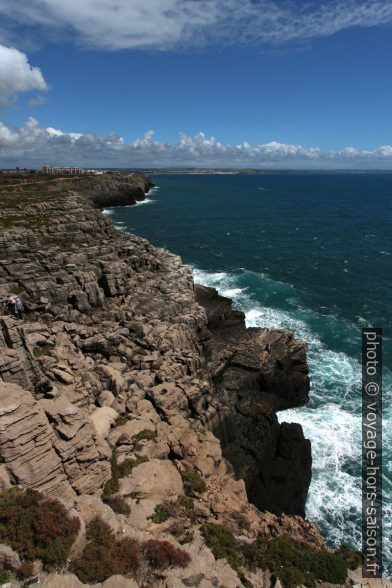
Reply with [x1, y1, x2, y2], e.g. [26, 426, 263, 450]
[1, 0, 392, 168]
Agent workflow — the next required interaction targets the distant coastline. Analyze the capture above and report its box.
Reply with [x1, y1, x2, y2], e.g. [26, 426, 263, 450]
[3, 167, 392, 175]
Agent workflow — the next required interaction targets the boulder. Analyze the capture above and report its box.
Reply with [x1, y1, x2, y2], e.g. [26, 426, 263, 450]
[90, 406, 118, 437]
[119, 459, 183, 529]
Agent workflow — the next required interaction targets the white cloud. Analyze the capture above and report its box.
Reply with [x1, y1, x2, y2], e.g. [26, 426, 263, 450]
[1, 118, 392, 169]
[0, 44, 47, 105]
[28, 94, 47, 107]
[0, 1, 391, 50]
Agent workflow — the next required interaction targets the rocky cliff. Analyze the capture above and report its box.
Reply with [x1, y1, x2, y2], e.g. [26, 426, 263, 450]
[0, 174, 364, 588]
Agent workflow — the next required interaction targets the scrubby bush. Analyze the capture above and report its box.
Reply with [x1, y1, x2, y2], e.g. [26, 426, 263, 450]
[0, 570, 11, 583]
[143, 539, 191, 569]
[152, 496, 196, 525]
[311, 550, 348, 584]
[336, 544, 363, 569]
[152, 504, 171, 524]
[0, 487, 80, 570]
[276, 567, 313, 588]
[168, 521, 194, 545]
[101, 477, 120, 501]
[176, 495, 196, 523]
[72, 518, 140, 584]
[104, 495, 131, 516]
[254, 536, 348, 588]
[114, 415, 128, 427]
[101, 451, 120, 501]
[18, 561, 35, 580]
[133, 429, 156, 442]
[201, 523, 242, 571]
[181, 469, 206, 495]
[117, 455, 149, 478]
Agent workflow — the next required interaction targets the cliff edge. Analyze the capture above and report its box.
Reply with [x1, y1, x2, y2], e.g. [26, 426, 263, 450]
[0, 174, 366, 588]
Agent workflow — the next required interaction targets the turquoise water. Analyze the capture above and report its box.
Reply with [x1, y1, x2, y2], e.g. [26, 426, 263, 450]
[107, 173, 391, 574]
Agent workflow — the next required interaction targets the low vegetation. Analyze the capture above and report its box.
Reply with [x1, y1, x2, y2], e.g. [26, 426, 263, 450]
[72, 518, 140, 584]
[336, 544, 363, 569]
[201, 522, 349, 588]
[132, 429, 157, 442]
[247, 536, 348, 588]
[152, 495, 196, 525]
[103, 495, 131, 516]
[114, 415, 128, 427]
[201, 523, 242, 571]
[0, 488, 80, 571]
[72, 518, 191, 583]
[0, 570, 11, 583]
[101, 449, 149, 502]
[181, 468, 207, 495]
[143, 539, 191, 569]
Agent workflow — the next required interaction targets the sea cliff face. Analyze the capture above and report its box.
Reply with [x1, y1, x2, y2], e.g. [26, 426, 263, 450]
[0, 173, 362, 587]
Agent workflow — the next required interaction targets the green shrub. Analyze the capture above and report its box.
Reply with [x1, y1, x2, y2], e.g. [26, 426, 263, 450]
[143, 539, 191, 569]
[336, 544, 363, 570]
[311, 550, 348, 584]
[101, 477, 120, 501]
[168, 521, 194, 545]
[117, 456, 149, 478]
[254, 537, 348, 587]
[101, 451, 120, 501]
[114, 415, 128, 427]
[276, 567, 313, 588]
[152, 496, 196, 526]
[104, 495, 131, 516]
[181, 469, 206, 495]
[201, 523, 242, 571]
[152, 505, 171, 524]
[72, 518, 140, 584]
[0, 488, 80, 570]
[176, 495, 196, 523]
[133, 429, 156, 442]
[0, 569, 11, 583]
[240, 577, 254, 588]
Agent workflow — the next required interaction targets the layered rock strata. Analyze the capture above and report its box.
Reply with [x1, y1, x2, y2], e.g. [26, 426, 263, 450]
[0, 174, 324, 587]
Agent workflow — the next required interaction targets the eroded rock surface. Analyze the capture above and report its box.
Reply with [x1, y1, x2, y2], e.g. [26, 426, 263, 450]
[195, 284, 311, 516]
[0, 174, 324, 587]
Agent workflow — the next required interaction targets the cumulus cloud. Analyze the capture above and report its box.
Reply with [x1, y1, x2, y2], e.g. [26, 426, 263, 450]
[0, 44, 47, 105]
[1, 118, 392, 169]
[0, 0, 391, 50]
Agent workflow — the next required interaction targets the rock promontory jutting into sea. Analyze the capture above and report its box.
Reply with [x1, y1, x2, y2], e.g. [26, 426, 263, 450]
[0, 172, 364, 587]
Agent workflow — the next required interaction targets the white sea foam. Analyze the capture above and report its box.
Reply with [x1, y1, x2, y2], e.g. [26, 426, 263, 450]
[221, 287, 246, 298]
[134, 198, 156, 206]
[102, 208, 114, 215]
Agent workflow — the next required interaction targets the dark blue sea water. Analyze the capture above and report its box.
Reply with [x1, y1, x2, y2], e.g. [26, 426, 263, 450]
[105, 173, 392, 574]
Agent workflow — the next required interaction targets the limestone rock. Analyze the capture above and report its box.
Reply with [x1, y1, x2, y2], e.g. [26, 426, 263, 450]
[76, 495, 120, 534]
[119, 459, 183, 529]
[0, 382, 75, 501]
[90, 406, 118, 437]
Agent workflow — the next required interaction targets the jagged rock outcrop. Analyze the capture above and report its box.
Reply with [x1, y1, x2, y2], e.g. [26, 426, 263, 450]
[0, 382, 76, 501]
[195, 284, 311, 517]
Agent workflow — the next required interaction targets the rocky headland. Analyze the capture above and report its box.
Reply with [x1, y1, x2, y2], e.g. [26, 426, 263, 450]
[0, 173, 373, 587]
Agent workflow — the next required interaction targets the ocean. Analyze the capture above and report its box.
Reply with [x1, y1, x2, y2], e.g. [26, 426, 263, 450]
[106, 172, 391, 574]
